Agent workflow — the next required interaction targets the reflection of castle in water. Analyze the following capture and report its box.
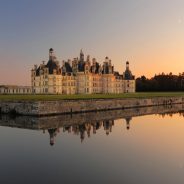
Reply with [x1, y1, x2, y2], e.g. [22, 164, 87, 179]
[47, 128, 60, 146]
[45, 118, 131, 145]
[1, 104, 184, 146]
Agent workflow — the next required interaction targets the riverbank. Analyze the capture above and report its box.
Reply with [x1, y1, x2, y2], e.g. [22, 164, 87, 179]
[0, 94, 184, 116]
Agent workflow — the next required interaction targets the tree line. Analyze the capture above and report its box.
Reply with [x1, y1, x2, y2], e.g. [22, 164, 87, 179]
[136, 73, 184, 91]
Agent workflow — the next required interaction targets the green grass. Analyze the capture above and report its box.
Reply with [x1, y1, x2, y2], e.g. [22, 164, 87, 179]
[0, 92, 184, 101]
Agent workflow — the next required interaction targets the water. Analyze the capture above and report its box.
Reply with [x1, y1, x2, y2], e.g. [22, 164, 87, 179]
[0, 105, 184, 184]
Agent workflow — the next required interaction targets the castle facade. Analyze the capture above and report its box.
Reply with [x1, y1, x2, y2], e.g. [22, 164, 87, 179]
[31, 48, 135, 94]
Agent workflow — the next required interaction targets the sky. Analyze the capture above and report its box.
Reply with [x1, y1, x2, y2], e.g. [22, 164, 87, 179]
[0, 0, 184, 85]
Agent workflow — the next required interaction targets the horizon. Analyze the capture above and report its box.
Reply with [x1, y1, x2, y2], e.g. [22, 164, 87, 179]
[0, 0, 184, 85]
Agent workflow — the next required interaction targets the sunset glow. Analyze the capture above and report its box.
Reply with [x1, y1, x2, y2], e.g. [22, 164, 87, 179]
[0, 0, 184, 85]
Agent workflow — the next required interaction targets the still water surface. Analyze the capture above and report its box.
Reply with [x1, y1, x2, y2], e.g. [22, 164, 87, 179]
[0, 106, 184, 184]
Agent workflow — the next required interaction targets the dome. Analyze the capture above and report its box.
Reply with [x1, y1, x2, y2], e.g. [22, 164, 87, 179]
[49, 48, 54, 52]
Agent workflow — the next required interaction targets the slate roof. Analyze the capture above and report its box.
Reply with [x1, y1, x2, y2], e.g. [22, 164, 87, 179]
[36, 66, 41, 76]
[78, 61, 85, 72]
[46, 60, 60, 74]
[90, 62, 100, 73]
[102, 65, 109, 74]
[35, 59, 61, 76]
[64, 62, 73, 73]
[124, 69, 134, 80]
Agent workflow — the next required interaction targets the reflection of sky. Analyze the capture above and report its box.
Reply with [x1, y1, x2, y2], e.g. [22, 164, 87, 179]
[0, 0, 184, 85]
[0, 113, 184, 183]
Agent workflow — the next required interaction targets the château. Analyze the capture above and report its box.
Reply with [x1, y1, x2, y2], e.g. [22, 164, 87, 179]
[31, 48, 135, 94]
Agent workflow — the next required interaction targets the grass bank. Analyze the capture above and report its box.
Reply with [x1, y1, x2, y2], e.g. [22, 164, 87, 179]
[0, 92, 184, 101]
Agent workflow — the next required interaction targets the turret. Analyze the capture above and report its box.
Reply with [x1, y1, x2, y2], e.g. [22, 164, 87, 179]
[126, 61, 129, 70]
[80, 49, 84, 62]
[49, 48, 54, 60]
[124, 61, 134, 80]
[86, 55, 90, 63]
[105, 56, 109, 63]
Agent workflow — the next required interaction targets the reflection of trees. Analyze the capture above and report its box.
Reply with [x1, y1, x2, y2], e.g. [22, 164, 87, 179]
[157, 111, 184, 118]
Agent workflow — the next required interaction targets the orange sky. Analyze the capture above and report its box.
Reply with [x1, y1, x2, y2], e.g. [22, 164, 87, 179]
[0, 0, 184, 85]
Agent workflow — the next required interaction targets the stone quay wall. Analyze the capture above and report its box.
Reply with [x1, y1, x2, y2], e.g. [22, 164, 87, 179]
[0, 96, 184, 116]
[0, 104, 183, 130]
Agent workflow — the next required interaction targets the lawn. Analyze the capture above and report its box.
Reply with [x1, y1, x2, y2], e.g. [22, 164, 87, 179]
[0, 92, 184, 101]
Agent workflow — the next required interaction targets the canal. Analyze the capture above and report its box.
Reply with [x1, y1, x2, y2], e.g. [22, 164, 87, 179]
[0, 105, 184, 184]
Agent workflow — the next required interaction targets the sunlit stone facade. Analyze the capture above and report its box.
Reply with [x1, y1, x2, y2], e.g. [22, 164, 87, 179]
[31, 48, 135, 94]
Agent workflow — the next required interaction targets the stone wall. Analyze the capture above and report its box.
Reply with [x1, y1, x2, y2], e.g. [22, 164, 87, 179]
[0, 96, 184, 116]
[0, 104, 183, 130]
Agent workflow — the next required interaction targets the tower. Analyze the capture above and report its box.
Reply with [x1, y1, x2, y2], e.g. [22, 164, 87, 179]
[126, 61, 129, 71]
[49, 48, 54, 60]
[80, 49, 84, 62]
